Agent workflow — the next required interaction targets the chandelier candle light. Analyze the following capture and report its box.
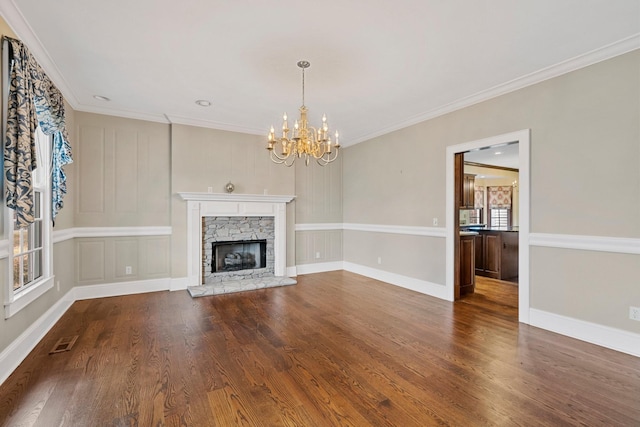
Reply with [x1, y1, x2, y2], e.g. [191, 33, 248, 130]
[267, 60, 340, 166]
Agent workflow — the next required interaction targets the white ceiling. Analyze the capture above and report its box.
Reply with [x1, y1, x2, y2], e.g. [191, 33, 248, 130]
[465, 142, 519, 170]
[1, 1, 639, 146]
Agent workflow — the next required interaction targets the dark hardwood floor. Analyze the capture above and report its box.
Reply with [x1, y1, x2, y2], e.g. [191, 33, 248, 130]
[0, 271, 638, 426]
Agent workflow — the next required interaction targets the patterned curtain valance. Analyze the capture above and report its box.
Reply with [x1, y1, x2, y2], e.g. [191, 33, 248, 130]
[474, 186, 484, 209]
[4, 37, 73, 228]
[488, 186, 512, 209]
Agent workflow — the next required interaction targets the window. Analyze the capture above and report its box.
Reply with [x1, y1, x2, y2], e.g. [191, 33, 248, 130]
[469, 208, 483, 225]
[4, 127, 54, 318]
[489, 208, 511, 228]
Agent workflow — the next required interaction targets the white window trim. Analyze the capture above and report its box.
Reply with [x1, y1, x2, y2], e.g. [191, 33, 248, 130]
[3, 128, 55, 318]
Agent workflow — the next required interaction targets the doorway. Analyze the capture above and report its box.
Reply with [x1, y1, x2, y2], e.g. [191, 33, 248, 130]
[445, 130, 530, 324]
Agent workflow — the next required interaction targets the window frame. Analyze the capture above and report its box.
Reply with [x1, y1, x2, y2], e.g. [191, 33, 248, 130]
[2, 39, 54, 319]
[4, 128, 54, 318]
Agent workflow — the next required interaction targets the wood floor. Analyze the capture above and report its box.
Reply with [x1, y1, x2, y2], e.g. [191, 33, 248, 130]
[459, 276, 519, 320]
[0, 271, 638, 426]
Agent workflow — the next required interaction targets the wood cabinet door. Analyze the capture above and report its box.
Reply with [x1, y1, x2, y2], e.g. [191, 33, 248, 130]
[460, 235, 475, 295]
[484, 233, 501, 278]
[463, 174, 475, 208]
[474, 234, 484, 273]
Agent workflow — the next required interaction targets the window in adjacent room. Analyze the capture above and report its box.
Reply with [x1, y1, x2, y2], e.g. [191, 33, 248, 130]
[489, 208, 511, 228]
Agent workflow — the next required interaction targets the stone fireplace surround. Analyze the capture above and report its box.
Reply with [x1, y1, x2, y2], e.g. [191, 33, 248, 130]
[179, 193, 295, 294]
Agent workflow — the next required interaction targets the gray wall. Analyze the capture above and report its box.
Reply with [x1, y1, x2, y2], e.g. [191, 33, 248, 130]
[343, 50, 639, 333]
[73, 112, 171, 284]
[295, 154, 343, 266]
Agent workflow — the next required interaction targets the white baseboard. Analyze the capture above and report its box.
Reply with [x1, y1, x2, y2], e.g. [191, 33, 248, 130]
[0, 289, 75, 386]
[529, 308, 640, 358]
[73, 278, 171, 300]
[296, 261, 344, 275]
[170, 277, 190, 291]
[286, 266, 298, 277]
[343, 262, 450, 301]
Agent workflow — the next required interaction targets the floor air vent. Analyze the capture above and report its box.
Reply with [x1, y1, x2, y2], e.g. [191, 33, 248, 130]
[49, 335, 78, 354]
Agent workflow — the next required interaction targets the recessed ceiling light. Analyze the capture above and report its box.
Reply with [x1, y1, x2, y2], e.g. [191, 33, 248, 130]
[195, 99, 212, 107]
[494, 151, 502, 155]
[93, 95, 110, 101]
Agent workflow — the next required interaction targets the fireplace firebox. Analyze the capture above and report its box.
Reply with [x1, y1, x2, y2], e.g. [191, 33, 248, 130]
[212, 240, 267, 273]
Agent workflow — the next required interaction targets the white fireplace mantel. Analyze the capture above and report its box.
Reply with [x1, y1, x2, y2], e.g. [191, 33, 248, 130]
[180, 193, 295, 286]
[179, 192, 295, 204]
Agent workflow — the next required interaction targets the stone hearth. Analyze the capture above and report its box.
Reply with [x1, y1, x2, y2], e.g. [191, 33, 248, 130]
[187, 276, 297, 297]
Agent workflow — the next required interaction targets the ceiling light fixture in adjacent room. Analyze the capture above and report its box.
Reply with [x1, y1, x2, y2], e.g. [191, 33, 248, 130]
[93, 95, 110, 101]
[267, 60, 340, 166]
[195, 99, 212, 107]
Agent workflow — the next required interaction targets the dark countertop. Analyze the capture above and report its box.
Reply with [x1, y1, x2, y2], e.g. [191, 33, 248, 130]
[460, 225, 519, 232]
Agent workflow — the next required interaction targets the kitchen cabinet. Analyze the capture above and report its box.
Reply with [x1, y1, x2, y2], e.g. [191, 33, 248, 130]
[475, 230, 518, 281]
[460, 233, 476, 295]
[461, 174, 475, 209]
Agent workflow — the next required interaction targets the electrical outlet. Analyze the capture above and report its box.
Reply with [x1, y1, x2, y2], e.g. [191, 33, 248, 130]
[433, 217, 438, 226]
[377, 257, 382, 265]
[630, 306, 640, 321]
[126, 266, 132, 275]
[207, 186, 213, 193]
[315, 252, 321, 259]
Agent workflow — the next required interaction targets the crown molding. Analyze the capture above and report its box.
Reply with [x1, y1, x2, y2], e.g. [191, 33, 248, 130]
[165, 114, 264, 135]
[74, 105, 170, 124]
[345, 34, 640, 147]
[0, 0, 81, 107]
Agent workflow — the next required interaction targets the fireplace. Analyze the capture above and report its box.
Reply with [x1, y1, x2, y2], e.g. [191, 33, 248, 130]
[202, 216, 275, 284]
[179, 192, 295, 289]
[212, 239, 267, 273]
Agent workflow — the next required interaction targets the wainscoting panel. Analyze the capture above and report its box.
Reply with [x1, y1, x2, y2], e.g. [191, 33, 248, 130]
[77, 125, 105, 214]
[142, 237, 171, 277]
[295, 230, 343, 265]
[77, 240, 106, 282]
[115, 129, 139, 214]
[74, 113, 171, 227]
[76, 236, 171, 286]
[114, 238, 139, 279]
[295, 155, 342, 224]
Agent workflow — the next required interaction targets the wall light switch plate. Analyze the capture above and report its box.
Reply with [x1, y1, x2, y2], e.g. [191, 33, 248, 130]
[433, 218, 438, 226]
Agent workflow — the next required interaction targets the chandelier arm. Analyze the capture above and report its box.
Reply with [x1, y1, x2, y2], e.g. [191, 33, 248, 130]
[316, 148, 340, 166]
[269, 150, 290, 164]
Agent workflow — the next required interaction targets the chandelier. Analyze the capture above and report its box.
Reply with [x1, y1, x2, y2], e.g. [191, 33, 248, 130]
[267, 60, 340, 166]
